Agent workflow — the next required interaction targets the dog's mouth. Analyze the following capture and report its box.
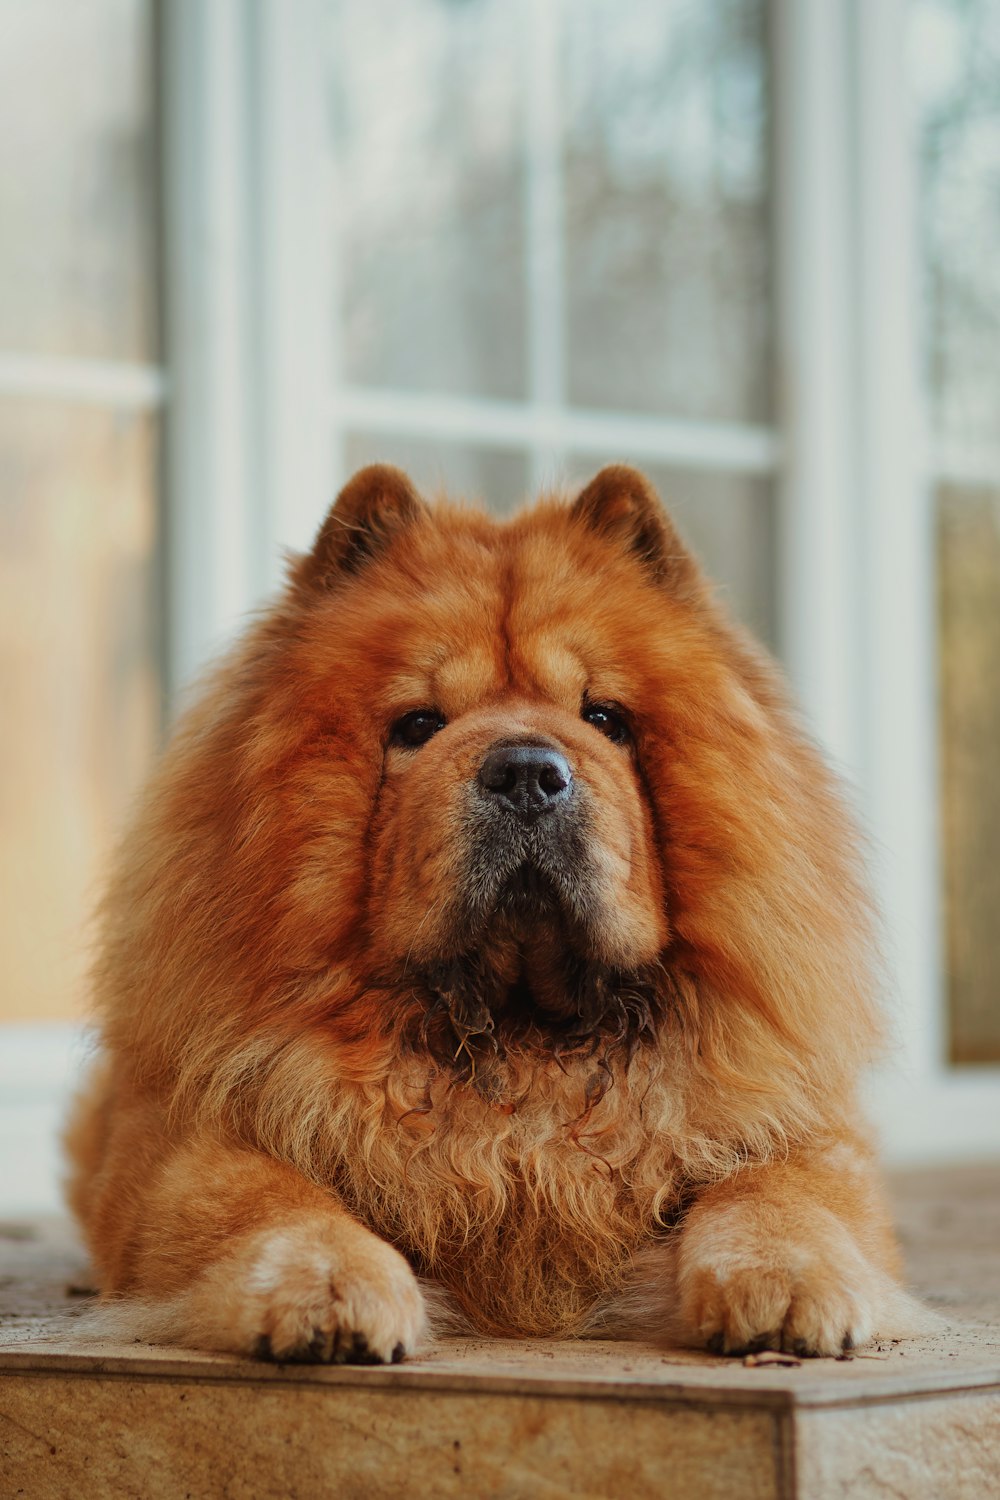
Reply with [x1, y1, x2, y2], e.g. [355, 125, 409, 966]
[453, 800, 605, 941]
[406, 860, 667, 1087]
[494, 863, 568, 925]
[394, 808, 669, 1086]
[502, 861, 556, 901]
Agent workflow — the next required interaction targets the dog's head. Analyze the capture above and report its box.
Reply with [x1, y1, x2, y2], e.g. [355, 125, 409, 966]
[271, 463, 718, 1075]
[115, 464, 879, 1123]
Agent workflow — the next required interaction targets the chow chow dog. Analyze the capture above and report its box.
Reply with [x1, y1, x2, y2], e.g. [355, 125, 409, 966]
[65, 464, 920, 1365]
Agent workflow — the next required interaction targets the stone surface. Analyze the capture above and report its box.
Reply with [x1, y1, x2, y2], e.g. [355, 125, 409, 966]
[1, 1162, 998, 1498]
[1, 1377, 784, 1500]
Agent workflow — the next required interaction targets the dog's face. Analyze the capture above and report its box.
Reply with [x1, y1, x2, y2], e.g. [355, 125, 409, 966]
[363, 546, 671, 1066]
[266, 463, 720, 1071]
[371, 635, 665, 976]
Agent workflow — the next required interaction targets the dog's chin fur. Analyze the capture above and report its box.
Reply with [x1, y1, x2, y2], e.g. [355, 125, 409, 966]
[408, 871, 668, 1088]
[64, 464, 920, 1355]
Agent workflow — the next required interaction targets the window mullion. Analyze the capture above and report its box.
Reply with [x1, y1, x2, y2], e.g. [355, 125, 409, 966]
[332, 383, 779, 475]
[0, 354, 165, 409]
[852, 0, 952, 1117]
[161, 0, 259, 698]
[524, 0, 566, 486]
[252, 0, 339, 581]
[773, 0, 863, 777]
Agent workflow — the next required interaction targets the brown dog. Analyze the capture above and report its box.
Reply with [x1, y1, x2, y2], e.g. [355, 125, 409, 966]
[65, 464, 922, 1363]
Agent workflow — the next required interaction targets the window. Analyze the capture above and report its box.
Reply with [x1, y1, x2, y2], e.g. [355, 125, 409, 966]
[0, 0, 162, 1027]
[3, 0, 999, 1213]
[161, 0, 1000, 1159]
[914, 0, 1000, 1063]
[0, 0, 161, 1210]
[327, 0, 777, 644]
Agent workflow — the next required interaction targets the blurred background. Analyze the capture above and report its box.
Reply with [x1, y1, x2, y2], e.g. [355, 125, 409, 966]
[1, 0, 998, 1207]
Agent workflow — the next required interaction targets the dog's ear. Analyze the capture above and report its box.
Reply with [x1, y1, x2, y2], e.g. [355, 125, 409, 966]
[295, 464, 427, 590]
[570, 465, 702, 598]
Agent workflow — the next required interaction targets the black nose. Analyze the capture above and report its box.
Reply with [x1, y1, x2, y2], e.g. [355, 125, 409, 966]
[478, 743, 573, 818]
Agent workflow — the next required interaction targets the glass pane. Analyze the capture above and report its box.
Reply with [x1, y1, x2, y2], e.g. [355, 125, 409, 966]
[567, 459, 776, 646]
[0, 0, 157, 361]
[564, 0, 771, 422]
[0, 402, 160, 1021]
[342, 432, 528, 514]
[328, 0, 527, 399]
[913, 0, 1000, 444]
[938, 487, 1000, 1062]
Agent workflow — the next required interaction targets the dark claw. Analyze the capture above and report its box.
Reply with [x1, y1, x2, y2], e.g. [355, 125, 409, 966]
[791, 1338, 813, 1359]
[254, 1334, 274, 1361]
[349, 1332, 384, 1366]
[706, 1331, 726, 1355]
[307, 1328, 331, 1363]
[391, 1342, 405, 1364]
[842, 1331, 854, 1352]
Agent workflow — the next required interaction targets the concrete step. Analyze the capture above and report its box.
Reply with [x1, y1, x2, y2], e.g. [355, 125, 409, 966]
[2, 1163, 998, 1499]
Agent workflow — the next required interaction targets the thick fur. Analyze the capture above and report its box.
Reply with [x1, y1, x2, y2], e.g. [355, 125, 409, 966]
[66, 464, 929, 1361]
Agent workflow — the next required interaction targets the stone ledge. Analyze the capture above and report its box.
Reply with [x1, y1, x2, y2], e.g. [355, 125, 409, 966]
[2, 1163, 998, 1499]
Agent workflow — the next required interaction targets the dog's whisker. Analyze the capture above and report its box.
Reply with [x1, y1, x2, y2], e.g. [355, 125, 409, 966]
[401, 898, 445, 979]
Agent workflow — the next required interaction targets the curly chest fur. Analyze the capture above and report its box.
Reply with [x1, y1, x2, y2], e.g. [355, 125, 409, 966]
[322, 1054, 682, 1336]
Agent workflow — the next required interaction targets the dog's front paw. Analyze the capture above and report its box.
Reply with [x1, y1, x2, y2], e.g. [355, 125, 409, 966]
[677, 1203, 883, 1358]
[198, 1216, 427, 1364]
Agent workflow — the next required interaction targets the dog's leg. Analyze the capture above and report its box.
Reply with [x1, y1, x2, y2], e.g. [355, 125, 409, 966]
[669, 1138, 923, 1356]
[81, 1135, 426, 1363]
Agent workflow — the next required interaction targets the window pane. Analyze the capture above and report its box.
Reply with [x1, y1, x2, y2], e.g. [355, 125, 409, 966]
[0, 402, 159, 1021]
[328, 0, 526, 399]
[0, 0, 157, 361]
[914, 2, 1000, 1060]
[567, 459, 776, 646]
[342, 432, 528, 515]
[938, 487, 1000, 1062]
[564, 0, 771, 422]
[913, 0, 1000, 444]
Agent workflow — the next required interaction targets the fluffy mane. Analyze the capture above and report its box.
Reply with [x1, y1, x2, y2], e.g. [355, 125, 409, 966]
[79, 485, 884, 1337]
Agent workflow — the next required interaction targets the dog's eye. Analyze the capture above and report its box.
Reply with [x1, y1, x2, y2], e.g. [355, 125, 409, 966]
[581, 701, 631, 746]
[390, 709, 447, 748]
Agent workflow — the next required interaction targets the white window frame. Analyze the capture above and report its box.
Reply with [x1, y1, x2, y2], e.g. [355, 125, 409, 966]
[4, 0, 999, 1213]
[778, 0, 1000, 1160]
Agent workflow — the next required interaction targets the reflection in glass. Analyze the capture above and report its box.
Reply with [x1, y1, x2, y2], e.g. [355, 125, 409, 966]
[913, 0, 1000, 443]
[938, 488, 1000, 1062]
[0, 0, 157, 360]
[342, 432, 528, 514]
[564, 0, 771, 422]
[0, 403, 159, 1020]
[328, 0, 527, 399]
